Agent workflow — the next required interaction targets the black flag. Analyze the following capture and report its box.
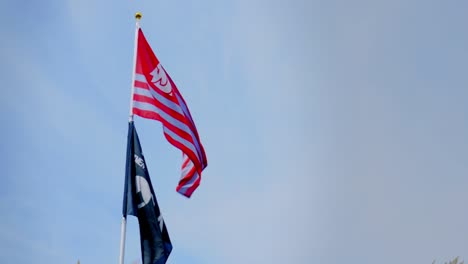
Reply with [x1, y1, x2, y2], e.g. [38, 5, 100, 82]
[123, 122, 172, 264]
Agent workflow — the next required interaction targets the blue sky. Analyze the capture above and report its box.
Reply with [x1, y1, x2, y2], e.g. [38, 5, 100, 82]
[1, 0, 468, 263]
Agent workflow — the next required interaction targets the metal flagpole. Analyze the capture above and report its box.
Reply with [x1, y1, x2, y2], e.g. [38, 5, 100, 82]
[119, 12, 142, 264]
[118, 216, 127, 264]
[128, 12, 142, 122]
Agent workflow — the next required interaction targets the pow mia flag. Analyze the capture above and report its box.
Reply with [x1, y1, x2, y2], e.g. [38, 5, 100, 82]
[123, 122, 172, 264]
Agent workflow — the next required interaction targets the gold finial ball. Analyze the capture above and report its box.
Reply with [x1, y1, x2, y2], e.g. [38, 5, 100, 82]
[135, 12, 142, 20]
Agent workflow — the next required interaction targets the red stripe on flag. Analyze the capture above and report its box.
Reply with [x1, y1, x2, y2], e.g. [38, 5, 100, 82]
[134, 80, 149, 89]
[162, 131, 203, 175]
[176, 171, 201, 198]
[133, 93, 187, 124]
[179, 165, 197, 186]
[133, 107, 200, 162]
[182, 156, 190, 168]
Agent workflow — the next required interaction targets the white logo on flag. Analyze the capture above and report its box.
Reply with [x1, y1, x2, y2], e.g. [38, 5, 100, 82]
[134, 154, 146, 169]
[150, 64, 172, 94]
[136, 176, 154, 208]
[158, 215, 164, 231]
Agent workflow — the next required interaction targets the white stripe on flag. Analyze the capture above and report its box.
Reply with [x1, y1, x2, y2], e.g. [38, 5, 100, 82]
[181, 158, 194, 175]
[133, 101, 200, 156]
[179, 170, 200, 194]
[133, 85, 204, 160]
[134, 73, 147, 83]
[134, 87, 152, 98]
[162, 126, 201, 164]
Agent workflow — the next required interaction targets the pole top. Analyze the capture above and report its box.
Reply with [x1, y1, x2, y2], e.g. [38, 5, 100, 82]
[135, 12, 142, 20]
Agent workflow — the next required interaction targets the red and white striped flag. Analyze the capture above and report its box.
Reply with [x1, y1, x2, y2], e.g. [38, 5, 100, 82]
[131, 28, 207, 198]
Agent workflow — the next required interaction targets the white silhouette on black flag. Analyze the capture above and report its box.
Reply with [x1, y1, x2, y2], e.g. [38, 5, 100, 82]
[122, 122, 172, 264]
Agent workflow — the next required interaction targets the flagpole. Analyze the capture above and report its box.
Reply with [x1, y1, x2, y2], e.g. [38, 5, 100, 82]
[128, 12, 142, 122]
[119, 12, 142, 264]
[118, 216, 127, 264]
